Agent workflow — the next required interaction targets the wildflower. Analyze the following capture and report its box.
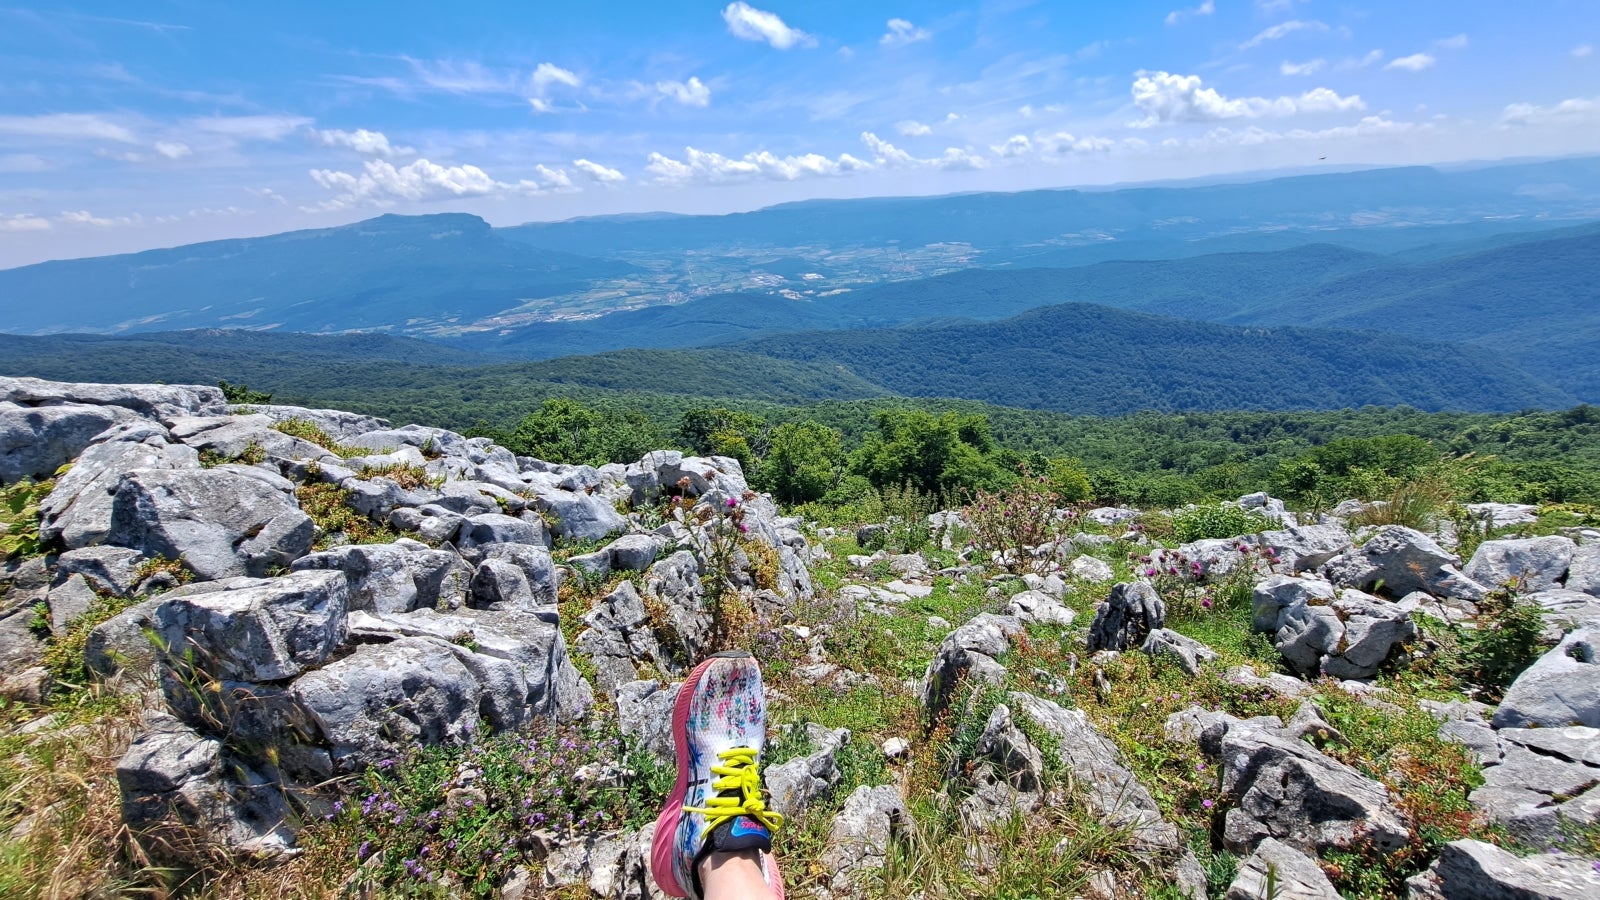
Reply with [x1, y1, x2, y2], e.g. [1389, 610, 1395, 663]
[1195, 762, 1206, 772]
[1144, 567, 1158, 577]
[357, 841, 374, 861]
[1202, 799, 1214, 809]
[726, 497, 739, 508]
[1201, 598, 1213, 609]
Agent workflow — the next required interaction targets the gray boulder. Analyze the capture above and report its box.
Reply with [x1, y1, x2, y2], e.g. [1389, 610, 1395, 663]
[455, 513, 549, 559]
[535, 490, 626, 542]
[241, 404, 389, 441]
[1568, 542, 1600, 596]
[1067, 555, 1114, 582]
[291, 543, 431, 614]
[1469, 726, 1600, 847]
[0, 401, 137, 483]
[642, 552, 710, 663]
[482, 544, 558, 606]
[116, 714, 293, 860]
[920, 614, 1023, 717]
[40, 431, 202, 551]
[1321, 525, 1479, 599]
[106, 468, 314, 580]
[469, 558, 541, 609]
[1274, 589, 1416, 680]
[1252, 575, 1337, 633]
[0, 377, 225, 420]
[1465, 503, 1540, 528]
[1256, 524, 1352, 574]
[1003, 590, 1076, 626]
[959, 703, 1045, 828]
[461, 606, 592, 722]
[1492, 628, 1600, 728]
[1207, 717, 1409, 857]
[606, 534, 665, 573]
[1464, 536, 1577, 593]
[1141, 628, 1218, 676]
[85, 596, 166, 679]
[819, 785, 908, 897]
[152, 570, 348, 683]
[45, 573, 98, 633]
[166, 414, 331, 465]
[577, 581, 677, 697]
[766, 725, 850, 819]
[55, 546, 144, 597]
[1225, 838, 1341, 900]
[1406, 839, 1600, 899]
[616, 680, 680, 765]
[289, 636, 482, 771]
[1087, 581, 1165, 652]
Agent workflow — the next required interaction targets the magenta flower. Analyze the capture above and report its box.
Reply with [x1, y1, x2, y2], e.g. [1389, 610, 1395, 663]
[726, 497, 739, 508]
[1202, 799, 1214, 809]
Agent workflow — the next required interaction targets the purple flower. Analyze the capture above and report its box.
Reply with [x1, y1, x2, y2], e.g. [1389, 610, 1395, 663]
[1202, 799, 1214, 809]
[357, 841, 374, 861]
[1201, 598, 1213, 609]
[1144, 567, 1158, 577]
[726, 497, 739, 508]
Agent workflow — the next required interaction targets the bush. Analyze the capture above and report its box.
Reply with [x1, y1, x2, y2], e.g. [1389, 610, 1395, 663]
[964, 472, 1073, 572]
[1430, 588, 1545, 701]
[1170, 504, 1274, 542]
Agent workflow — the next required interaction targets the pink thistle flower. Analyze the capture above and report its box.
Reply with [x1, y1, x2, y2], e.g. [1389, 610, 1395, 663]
[1202, 799, 1214, 809]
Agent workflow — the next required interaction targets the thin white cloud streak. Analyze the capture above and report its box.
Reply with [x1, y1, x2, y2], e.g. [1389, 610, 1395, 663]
[1280, 59, 1325, 76]
[0, 213, 51, 232]
[1336, 49, 1385, 70]
[1164, 0, 1214, 27]
[1130, 72, 1364, 126]
[313, 128, 413, 157]
[187, 115, 312, 141]
[59, 210, 143, 227]
[1500, 96, 1597, 127]
[881, 18, 930, 46]
[722, 2, 814, 49]
[1386, 53, 1436, 72]
[0, 113, 138, 143]
[153, 141, 192, 159]
[1575, 45, 1594, 58]
[531, 62, 582, 91]
[1240, 20, 1329, 50]
[1435, 34, 1469, 50]
[896, 120, 932, 136]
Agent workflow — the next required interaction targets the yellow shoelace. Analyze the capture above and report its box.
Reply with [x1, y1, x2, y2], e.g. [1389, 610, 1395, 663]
[681, 747, 785, 840]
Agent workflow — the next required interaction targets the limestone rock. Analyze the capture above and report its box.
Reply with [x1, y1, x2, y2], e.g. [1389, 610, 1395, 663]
[1274, 589, 1416, 680]
[54, 546, 144, 597]
[39, 434, 200, 549]
[1252, 575, 1337, 633]
[1464, 536, 1577, 593]
[1004, 590, 1077, 626]
[1141, 628, 1219, 676]
[1321, 525, 1480, 600]
[1492, 627, 1600, 728]
[1087, 581, 1165, 652]
[1405, 839, 1600, 899]
[616, 680, 680, 765]
[153, 570, 348, 683]
[577, 581, 676, 697]
[920, 613, 1023, 717]
[820, 785, 909, 897]
[106, 468, 314, 580]
[1469, 726, 1600, 847]
[290, 543, 431, 614]
[1568, 542, 1600, 596]
[0, 401, 137, 483]
[1068, 555, 1114, 582]
[1225, 837, 1341, 900]
[1465, 503, 1540, 528]
[1256, 524, 1352, 574]
[535, 490, 626, 542]
[766, 724, 850, 819]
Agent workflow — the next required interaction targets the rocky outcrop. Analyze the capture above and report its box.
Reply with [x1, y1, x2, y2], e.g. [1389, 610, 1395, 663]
[1087, 581, 1165, 652]
[1464, 536, 1576, 593]
[1321, 525, 1484, 600]
[106, 469, 315, 580]
[1406, 839, 1600, 899]
[920, 613, 1022, 717]
[819, 785, 909, 897]
[1491, 627, 1599, 728]
[1225, 838, 1341, 900]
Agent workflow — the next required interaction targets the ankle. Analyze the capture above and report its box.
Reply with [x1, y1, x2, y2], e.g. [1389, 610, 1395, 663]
[698, 847, 763, 881]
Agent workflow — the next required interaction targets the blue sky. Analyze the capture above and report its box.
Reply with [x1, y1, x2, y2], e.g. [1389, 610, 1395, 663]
[1, 0, 1597, 266]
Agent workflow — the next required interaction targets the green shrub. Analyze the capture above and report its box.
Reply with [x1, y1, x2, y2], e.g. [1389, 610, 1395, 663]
[0, 478, 50, 561]
[1170, 504, 1274, 542]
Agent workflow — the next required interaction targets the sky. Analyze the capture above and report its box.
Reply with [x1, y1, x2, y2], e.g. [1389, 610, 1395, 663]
[1, 0, 1598, 268]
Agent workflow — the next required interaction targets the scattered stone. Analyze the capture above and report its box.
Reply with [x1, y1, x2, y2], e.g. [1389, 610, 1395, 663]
[1465, 503, 1540, 528]
[106, 468, 314, 581]
[53, 546, 145, 597]
[819, 785, 909, 897]
[1405, 839, 1600, 899]
[1085, 507, 1138, 526]
[1464, 536, 1577, 593]
[1492, 627, 1600, 728]
[1068, 555, 1115, 582]
[1274, 589, 1417, 680]
[1224, 837, 1341, 900]
[767, 725, 850, 819]
[920, 614, 1022, 717]
[1087, 581, 1165, 652]
[45, 573, 98, 634]
[1568, 542, 1600, 597]
[1255, 524, 1352, 574]
[1321, 525, 1481, 600]
[960, 702, 1044, 828]
[1004, 590, 1076, 626]
[1141, 628, 1218, 676]
[1252, 575, 1337, 633]
[881, 737, 910, 759]
[615, 680, 680, 765]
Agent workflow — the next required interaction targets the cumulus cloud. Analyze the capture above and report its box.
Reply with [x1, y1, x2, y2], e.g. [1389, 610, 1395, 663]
[313, 128, 412, 157]
[656, 77, 712, 107]
[1576, 45, 1594, 58]
[1164, 0, 1214, 27]
[189, 115, 313, 141]
[1240, 20, 1329, 50]
[1281, 59, 1325, 76]
[573, 159, 626, 183]
[993, 135, 1032, 157]
[309, 158, 507, 209]
[881, 18, 930, 46]
[1191, 115, 1422, 148]
[1386, 53, 1435, 72]
[0, 213, 50, 232]
[153, 141, 192, 159]
[0, 113, 137, 143]
[646, 146, 869, 184]
[1130, 71, 1363, 126]
[722, 2, 814, 49]
[896, 119, 932, 136]
[860, 132, 986, 170]
[534, 165, 573, 189]
[1500, 97, 1598, 127]
[1336, 49, 1385, 70]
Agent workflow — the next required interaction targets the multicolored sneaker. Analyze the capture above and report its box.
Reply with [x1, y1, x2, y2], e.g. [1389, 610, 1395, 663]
[650, 650, 786, 899]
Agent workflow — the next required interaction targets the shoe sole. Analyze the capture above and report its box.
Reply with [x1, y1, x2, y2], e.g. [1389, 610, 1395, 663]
[648, 650, 784, 900]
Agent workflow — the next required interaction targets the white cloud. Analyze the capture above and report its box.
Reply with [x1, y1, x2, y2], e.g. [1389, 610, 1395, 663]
[534, 165, 573, 189]
[656, 76, 712, 107]
[993, 135, 1032, 157]
[1336, 49, 1385, 70]
[896, 119, 932, 136]
[528, 98, 554, 114]
[646, 146, 869, 184]
[860, 132, 986, 170]
[188, 115, 313, 141]
[1040, 132, 1122, 154]
[0, 113, 137, 143]
[1240, 20, 1329, 50]
[1130, 71, 1364, 126]
[573, 159, 626, 183]
[245, 186, 287, 204]
[722, 2, 814, 50]
[313, 128, 412, 157]
[1436, 34, 1469, 50]
[1572, 44, 1593, 58]
[1256, 0, 1300, 11]
[1280, 58, 1325, 76]
[59, 210, 142, 228]
[309, 158, 506, 209]
[531, 62, 582, 92]
[153, 141, 192, 159]
[404, 58, 518, 95]
[1190, 115, 1423, 148]
[1164, 0, 1215, 27]
[0, 213, 50, 232]
[1500, 96, 1598, 127]
[881, 18, 930, 46]
[1386, 53, 1436, 72]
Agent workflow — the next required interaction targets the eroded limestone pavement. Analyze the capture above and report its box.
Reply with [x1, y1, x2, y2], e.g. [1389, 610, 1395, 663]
[3, 377, 1600, 899]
